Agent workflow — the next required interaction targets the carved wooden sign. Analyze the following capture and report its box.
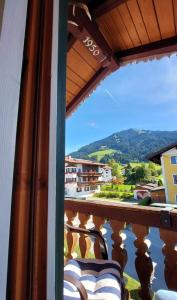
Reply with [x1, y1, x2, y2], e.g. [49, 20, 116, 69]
[78, 28, 110, 66]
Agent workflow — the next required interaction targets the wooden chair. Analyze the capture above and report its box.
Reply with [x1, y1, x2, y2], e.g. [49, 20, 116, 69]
[64, 224, 126, 300]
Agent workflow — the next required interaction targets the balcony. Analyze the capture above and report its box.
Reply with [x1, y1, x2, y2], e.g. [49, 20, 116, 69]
[77, 171, 102, 176]
[77, 180, 104, 186]
[64, 198, 177, 300]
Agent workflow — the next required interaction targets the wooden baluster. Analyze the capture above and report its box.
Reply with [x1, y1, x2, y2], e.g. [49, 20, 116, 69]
[92, 216, 104, 259]
[160, 229, 177, 290]
[132, 224, 153, 300]
[110, 220, 127, 273]
[65, 210, 78, 260]
[78, 213, 91, 258]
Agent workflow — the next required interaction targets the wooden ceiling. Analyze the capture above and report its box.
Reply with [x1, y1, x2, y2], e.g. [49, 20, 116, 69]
[66, 0, 177, 116]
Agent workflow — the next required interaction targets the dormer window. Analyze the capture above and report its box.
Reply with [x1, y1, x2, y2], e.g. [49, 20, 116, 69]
[171, 156, 177, 164]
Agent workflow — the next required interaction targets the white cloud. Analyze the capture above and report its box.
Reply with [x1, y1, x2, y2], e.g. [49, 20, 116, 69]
[89, 121, 96, 127]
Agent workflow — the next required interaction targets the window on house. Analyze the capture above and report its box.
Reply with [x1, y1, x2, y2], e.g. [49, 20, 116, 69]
[173, 175, 177, 184]
[90, 186, 97, 191]
[171, 156, 177, 164]
[76, 187, 82, 192]
[66, 178, 76, 183]
[84, 186, 89, 191]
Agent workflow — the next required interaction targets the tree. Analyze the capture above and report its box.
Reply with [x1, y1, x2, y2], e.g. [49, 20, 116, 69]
[108, 160, 124, 182]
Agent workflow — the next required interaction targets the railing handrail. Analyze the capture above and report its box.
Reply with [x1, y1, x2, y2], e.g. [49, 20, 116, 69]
[65, 198, 177, 231]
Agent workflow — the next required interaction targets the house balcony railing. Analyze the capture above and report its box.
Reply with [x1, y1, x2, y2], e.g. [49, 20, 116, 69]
[77, 180, 104, 186]
[64, 198, 177, 300]
[77, 171, 102, 176]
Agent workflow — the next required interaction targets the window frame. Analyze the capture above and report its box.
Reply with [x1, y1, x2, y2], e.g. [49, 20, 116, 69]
[173, 174, 177, 185]
[171, 156, 177, 165]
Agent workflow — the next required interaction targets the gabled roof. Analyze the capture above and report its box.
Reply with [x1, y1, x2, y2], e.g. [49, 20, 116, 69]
[148, 141, 177, 165]
[66, 0, 177, 116]
[65, 156, 107, 166]
[135, 183, 158, 191]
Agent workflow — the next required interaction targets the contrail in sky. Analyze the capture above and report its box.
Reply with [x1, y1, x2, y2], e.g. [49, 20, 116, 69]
[105, 89, 119, 106]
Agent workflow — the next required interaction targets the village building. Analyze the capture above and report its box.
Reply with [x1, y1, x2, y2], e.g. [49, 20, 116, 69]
[134, 183, 158, 200]
[65, 156, 112, 197]
[150, 186, 166, 204]
[148, 142, 177, 204]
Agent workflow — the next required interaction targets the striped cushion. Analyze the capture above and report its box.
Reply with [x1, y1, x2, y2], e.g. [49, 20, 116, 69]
[64, 259, 122, 300]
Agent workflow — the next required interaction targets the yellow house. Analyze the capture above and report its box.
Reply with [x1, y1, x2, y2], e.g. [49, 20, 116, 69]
[148, 142, 177, 204]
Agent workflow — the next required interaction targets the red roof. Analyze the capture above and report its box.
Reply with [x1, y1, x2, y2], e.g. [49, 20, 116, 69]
[65, 156, 107, 167]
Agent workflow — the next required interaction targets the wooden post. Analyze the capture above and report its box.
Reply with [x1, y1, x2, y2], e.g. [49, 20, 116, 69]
[7, 0, 54, 299]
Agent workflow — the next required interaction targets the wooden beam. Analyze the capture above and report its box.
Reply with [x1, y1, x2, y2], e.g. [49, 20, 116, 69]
[67, 33, 76, 51]
[92, 0, 127, 19]
[66, 67, 111, 117]
[68, 5, 119, 70]
[116, 36, 177, 64]
[65, 198, 177, 232]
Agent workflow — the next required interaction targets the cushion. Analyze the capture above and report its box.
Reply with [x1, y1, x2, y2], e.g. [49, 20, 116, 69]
[155, 290, 177, 300]
[64, 258, 122, 300]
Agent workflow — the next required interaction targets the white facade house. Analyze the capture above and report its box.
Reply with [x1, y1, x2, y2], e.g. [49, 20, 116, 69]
[65, 156, 112, 198]
[100, 165, 112, 182]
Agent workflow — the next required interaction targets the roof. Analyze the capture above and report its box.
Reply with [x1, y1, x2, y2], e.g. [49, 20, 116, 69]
[65, 156, 107, 166]
[135, 183, 158, 191]
[148, 141, 177, 164]
[151, 186, 165, 192]
[103, 165, 112, 169]
[66, 1, 177, 116]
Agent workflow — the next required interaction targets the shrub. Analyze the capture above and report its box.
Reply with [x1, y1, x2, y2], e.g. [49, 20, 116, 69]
[138, 197, 151, 206]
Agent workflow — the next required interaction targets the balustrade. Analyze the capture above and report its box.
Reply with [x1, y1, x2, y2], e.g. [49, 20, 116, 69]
[64, 198, 177, 300]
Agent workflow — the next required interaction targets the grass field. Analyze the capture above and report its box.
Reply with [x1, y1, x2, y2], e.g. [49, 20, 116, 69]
[88, 149, 117, 161]
[124, 274, 140, 299]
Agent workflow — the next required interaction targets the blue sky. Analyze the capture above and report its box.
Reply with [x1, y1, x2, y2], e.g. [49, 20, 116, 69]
[66, 55, 177, 154]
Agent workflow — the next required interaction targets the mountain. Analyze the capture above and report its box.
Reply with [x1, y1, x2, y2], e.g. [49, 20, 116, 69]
[70, 129, 177, 164]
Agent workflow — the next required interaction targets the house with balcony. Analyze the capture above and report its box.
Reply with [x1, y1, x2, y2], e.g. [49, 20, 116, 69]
[65, 156, 112, 197]
[1, 1, 177, 299]
[148, 142, 177, 204]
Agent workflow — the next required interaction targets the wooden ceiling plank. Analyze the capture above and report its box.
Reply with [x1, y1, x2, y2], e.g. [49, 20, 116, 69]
[66, 67, 111, 116]
[153, 0, 175, 39]
[126, 0, 150, 45]
[117, 36, 177, 63]
[67, 48, 95, 82]
[92, 0, 128, 19]
[66, 78, 81, 96]
[66, 75, 82, 89]
[173, 0, 177, 34]
[137, 0, 161, 42]
[97, 15, 127, 51]
[97, 8, 133, 49]
[118, 3, 142, 47]
[73, 40, 100, 72]
[66, 89, 75, 97]
[112, 8, 134, 48]
[67, 66, 86, 87]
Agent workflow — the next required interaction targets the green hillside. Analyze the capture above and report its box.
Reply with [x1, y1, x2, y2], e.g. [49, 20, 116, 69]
[88, 149, 117, 161]
[70, 129, 177, 164]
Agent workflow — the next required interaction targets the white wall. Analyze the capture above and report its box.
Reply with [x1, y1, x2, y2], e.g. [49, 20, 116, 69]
[101, 167, 112, 182]
[0, 0, 28, 298]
